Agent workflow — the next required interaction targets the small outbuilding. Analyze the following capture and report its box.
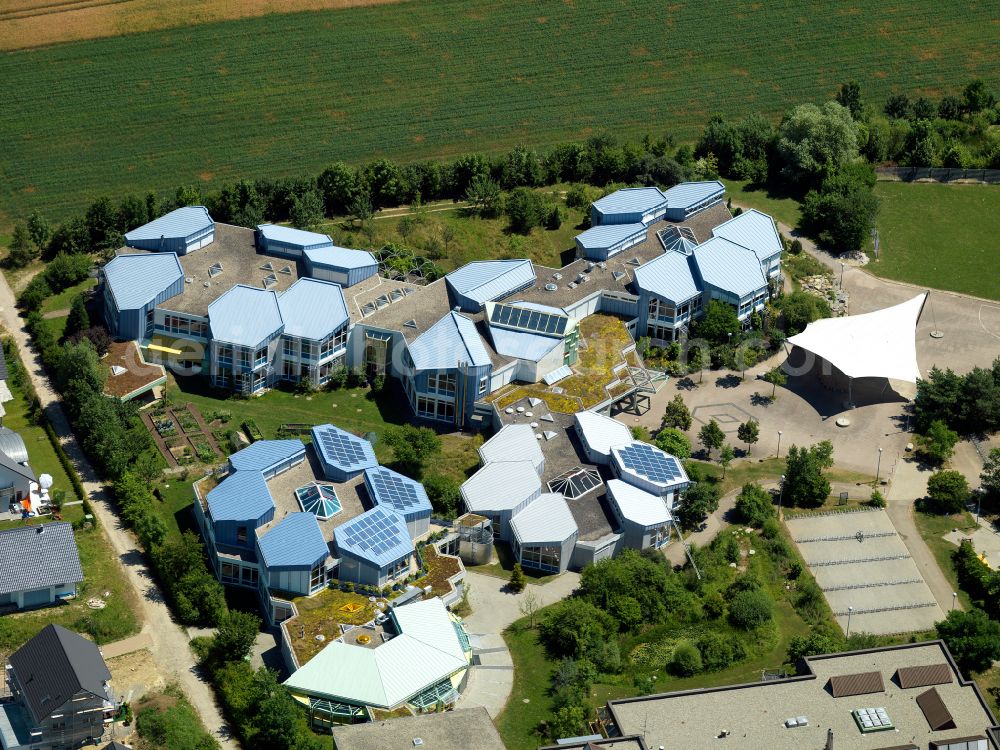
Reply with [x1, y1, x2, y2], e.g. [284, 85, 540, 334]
[256, 224, 334, 260]
[124, 205, 214, 254]
[304, 245, 379, 287]
[606, 478, 673, 551]
[0, 522, 83, 609]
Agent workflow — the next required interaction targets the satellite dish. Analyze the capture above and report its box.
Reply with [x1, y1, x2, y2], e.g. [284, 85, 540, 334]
[39, 474, 53, 490]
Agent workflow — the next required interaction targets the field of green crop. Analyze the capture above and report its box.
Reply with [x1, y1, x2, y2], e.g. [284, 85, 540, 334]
[2, 0, 997, 224]
[870, 182, 1000, 301]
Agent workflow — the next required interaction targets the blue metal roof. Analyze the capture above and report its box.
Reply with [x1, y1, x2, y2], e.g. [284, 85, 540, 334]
[102, 252, 184, 311]
[634, 250, 701, 304]
[710, 209, 783, 263]
[692, 238, 768, 299]
[592, 187, 666, 216]
[364, 466, 432, 517]
[304, 245, 378, 271]
[334, 506, 413, 567]
[206, 470, 273, 523]
[575, 223, 646, 251]
[125, 206, 213, 243]
[278, 278, 348, 341]
[229, 439, 305, 473]
[488, 327, 562, 362]
[661, 181, 725, 210]
[208, 284, 284, 347]
[257, 512, 329, 569]
[257, 224, 333, 249]
[408, 311, 491, 370]
[445, 259, 535, 307]
[311, 424, 378, 474]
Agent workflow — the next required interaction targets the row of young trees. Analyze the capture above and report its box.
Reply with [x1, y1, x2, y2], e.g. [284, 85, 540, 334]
[913, 359, 1000, 436]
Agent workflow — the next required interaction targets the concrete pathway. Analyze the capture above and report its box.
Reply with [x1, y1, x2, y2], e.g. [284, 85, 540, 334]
[0, 273, 238, 749]
[885, 458, 963, 614]
[457, 570, 580, 718]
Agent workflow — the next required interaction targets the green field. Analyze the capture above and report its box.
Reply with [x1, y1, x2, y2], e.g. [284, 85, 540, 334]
[2, 0, 997, 224]
[871, 183, 1000, 301]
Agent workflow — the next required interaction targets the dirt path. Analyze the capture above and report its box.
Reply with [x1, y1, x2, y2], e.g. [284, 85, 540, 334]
[0, 275, 238, 749]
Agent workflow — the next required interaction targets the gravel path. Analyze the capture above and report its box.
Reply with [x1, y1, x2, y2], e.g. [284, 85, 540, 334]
[0, 272, 238, 749]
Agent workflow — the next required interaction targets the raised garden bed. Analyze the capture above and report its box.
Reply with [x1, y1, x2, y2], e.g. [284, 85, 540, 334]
[174, 407, 200, 434]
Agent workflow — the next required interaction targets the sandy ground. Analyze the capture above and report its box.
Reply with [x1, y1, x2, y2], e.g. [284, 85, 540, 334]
[0, 0, 406, 51]
[107, 648, 167, 705]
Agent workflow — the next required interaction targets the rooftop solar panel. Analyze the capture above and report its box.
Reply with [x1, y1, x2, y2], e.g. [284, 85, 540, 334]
[365, 467, 430, 513]
[489, 302, 569, 338]
[616, 443, 685, 484]
[312, 425, 376, 473]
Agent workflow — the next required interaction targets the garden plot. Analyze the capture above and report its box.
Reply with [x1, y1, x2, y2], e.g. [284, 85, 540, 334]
[786, 509, 944, 636]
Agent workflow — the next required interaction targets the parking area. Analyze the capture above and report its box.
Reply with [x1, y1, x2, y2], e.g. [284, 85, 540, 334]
[786, 509, 945, 635]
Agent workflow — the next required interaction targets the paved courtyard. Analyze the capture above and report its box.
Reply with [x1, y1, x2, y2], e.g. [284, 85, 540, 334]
[786, 509, 945, 635]
[944, 525, 1000, 571]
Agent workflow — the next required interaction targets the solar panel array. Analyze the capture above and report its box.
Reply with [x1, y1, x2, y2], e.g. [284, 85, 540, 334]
[315, 426, 373, 470]
[368, 468, 425, 511]
[617, 443, 684, 484]
[852, 708, 893, 732]
[340, 508, 407, 560]
[490, 303, 569, 337]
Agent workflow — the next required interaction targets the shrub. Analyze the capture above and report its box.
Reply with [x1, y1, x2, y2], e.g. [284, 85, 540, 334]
[702, 592, 726, 619]
[728, 588, 774, 630]
[734, 482, 774, 527]
[669, 641, 702, 676]
[696, 632, 736, 671]
[926, 470, 970, 515]
[789, 239, 803, 255]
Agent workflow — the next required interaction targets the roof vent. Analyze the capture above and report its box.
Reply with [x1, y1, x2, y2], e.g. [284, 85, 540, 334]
[36, 526, 44, 534]
[552, 273, 562, 280]
[203, 282, 210, 288]
[627, 257, 641, 266]
[260, 262, 274, 271]
[612, 271, 626, 282]
[185, 277, 193, 283]
[280, 265, 292, 275]
[412, 740, 424, 747]
[263, 273, 278, 288]
[209, 262, 223, 277]
[404, 320, 417, 329]
[110, 366, 126, 376]
[544, 283, 557, 292]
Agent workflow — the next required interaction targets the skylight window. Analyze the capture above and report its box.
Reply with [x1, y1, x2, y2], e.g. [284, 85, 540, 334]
[263, 273, 278, 288]
[208, 262, 224, 278]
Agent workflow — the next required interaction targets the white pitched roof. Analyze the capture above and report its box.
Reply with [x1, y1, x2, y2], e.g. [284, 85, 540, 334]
[478, 424, 544, 469]
[607, 478, 671, 528]
[460, 461, 541, 512]
[787, 293, 926, 383]
[510, 492, 578, 546]
[284, 598, 467, 709]
[575, 410, 632, 457]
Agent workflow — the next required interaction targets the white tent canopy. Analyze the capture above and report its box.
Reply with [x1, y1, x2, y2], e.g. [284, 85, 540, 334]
[786, 293, 927, 384]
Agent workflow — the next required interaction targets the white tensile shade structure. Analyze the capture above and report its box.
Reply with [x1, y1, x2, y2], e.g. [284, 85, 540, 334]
[786, 293, 927, 399]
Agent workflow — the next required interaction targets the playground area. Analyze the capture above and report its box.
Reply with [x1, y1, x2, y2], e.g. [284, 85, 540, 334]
[786, 509, 945, 636]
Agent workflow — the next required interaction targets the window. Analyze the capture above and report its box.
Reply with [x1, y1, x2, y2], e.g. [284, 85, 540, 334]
[386, 556, 409, 580]
[520, 544, 561, 573]
[310, 562, 326, 592]
[646, 321, 675, 342]
[427, 371, 456, 396]
[237, 348, 251, 370]
[215, 370, 230, 388]
[283, 337, 296, 357]
[416, 396, 455, 422]
[478, 376, 488, 396]
[648, 297, 676, 322]
[236, 526, 247, 544]
[650, 523, 670, 549]
[254, 346, 268, 367]
[282, 360, 297, 381]
[252, 370, 267, 392]
[217, 345, 233, 366]
[364, 334, 389, 377]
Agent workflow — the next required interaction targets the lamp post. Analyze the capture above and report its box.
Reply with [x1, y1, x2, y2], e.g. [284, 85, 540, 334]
[875, 447, 884, 485]
[776, 430, 783, 459]
[976, 488, 983, 525]
[846, 606, 854, 638]
[952, 592, 957, 611]
[840, 262, 845, 288]
[779, 474, 786, 512]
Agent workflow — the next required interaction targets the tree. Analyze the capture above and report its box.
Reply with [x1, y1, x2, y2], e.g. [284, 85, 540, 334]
[84, 196, 120, 250]
[288, 190, 324, 230]
[661, 393, 692, 431]
[911, 96, 936, 121]
[962, 79, 996, 114]
[936, 608, 1000, 675]
[654, 427, 692, 459]
[737, 419, 759, 456]
[669, 641, 702, 676]
[539, 598, 617, 659]
[836, 81, 863, 120]
[938, 95, 963, 121]
[317, 162, 360, 215]
[884, 93, 911, 120]
[547, 704, 587, 741]
[697, 632, 740, 671]
[981, 448, 1000, 504]
[735, 482, 773, 527]
[777, 101, 858, 186]
[787, 630, 843, 666]
[719, 444, 735, 477]
[868, 488, 886, 508]
[5, 224, 35, 268]
[505, 187, 547, 234]
[64, 294, 90, 340]
[518, 589, 540, 627]
[441, 225, 456, 255]
[383, 425, 441, 478]
[421, 473, 460, 517]
[800, 169, 880, 252]
[677, 481, 721, 531]
[777, 291, 831, 333]
[925, 470, 970, 515]
[698, 419, 725, 458]
[763, 366, 787, 399]
[696, 300, 740, 344]
[464, 174, 502, 218]
[783, 443, 833, 508]
[916, 420, 959, 465]
[26, 211, 51, 251]
[509, 563, 526, 593]
[728, 588, 774, 629]
[213, 610, 261, 663]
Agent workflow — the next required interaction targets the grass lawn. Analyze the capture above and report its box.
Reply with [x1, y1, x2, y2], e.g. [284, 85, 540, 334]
[467, 542, 561, 586]
[3, 1, 997, 223]
[39, 276, 97, 315]
[871, 182, 1000, 301]
[912, 508, 978, 611]
[319, 195, 584, 273]
[721, 179, 803, 230]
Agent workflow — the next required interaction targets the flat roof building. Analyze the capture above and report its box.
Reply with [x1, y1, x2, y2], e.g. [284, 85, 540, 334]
[607, 641, 1000, 750]
[330, 707, 506, 750]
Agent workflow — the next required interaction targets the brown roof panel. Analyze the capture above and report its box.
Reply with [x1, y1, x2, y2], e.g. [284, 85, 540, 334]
[829, 670, 885, 698]
[916, 687, 957, 731]
[896, 663, 953, 689]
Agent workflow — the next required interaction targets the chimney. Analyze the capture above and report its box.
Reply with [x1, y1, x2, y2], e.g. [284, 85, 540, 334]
[36, 526, 44, 535]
